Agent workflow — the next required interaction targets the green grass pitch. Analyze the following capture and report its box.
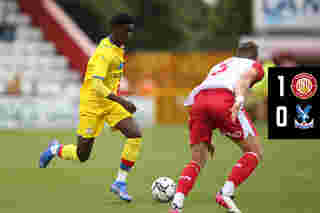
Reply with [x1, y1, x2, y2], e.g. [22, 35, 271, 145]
[0, 123, 318, 213]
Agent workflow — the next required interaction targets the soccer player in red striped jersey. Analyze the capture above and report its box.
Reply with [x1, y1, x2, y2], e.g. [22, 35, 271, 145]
[169, 42, 264, 213]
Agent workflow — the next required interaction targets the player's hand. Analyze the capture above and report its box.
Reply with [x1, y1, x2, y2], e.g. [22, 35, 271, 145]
[230, 102, 241, 122]
[121, 99, 137, 114]
[106, 93, 137, 113]
[230, 96, 244, 122]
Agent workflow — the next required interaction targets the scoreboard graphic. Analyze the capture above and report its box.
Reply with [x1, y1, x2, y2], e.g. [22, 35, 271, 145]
[268, 67, 320, 139]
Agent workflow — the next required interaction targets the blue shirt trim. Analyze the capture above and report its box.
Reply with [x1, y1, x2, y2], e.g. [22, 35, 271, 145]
[92, 75, 105, 80]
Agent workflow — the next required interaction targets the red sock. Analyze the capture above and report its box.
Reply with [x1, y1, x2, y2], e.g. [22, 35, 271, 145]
[120, 158, 135, 172]
[227, 152, 259, 187]
[176, 161, 201, 196]
[57, 144, 64, 158]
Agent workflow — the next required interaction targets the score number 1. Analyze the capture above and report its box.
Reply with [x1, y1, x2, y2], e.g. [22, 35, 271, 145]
[276, 75, 287, 127]
[278, 75, 285, 97]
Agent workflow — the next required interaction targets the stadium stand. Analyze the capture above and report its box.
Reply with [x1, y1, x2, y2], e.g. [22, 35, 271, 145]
[0, 0, 81, 97]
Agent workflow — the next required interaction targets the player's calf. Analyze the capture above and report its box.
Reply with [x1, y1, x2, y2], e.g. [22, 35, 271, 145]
[170, 142, 210, 212]
[220, 151, 259, 198]
[76, 137, 95, 162]
[217, 135, 262, 211]
[169, 160, 200, 213]
[109, 117, 143, 201]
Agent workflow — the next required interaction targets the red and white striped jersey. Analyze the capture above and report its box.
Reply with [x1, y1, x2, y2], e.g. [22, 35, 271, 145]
[184, 57, 264, 106]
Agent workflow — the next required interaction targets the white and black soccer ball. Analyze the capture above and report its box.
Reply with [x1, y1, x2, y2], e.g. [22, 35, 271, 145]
[151, 177, 176, 203]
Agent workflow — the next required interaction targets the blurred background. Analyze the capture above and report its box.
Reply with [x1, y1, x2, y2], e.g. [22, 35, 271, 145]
[1, 0, 319, 129]
[1, 0, 319, 128]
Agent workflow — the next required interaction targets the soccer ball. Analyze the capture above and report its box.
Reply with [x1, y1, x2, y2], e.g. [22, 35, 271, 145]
[151, 177, 176, 203]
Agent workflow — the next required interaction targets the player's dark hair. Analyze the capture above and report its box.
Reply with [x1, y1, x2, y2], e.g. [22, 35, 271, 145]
[110, 13, 135, 27]
[236, 41, 259, 60]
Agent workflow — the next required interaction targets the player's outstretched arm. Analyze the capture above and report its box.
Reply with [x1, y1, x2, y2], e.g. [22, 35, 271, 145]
[106, 93, 137, 114]
[89, 78, 137, 113]
[231, 68, 260, 122]
[234, 68, 259, 99]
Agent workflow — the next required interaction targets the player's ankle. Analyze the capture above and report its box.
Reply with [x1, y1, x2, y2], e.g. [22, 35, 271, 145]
[221, 181, 235, 197]
[116, 169, 128, 183]
[57, 144, 63, 158]
[49, 143, 61, 156]
[172, 192, 185, 208]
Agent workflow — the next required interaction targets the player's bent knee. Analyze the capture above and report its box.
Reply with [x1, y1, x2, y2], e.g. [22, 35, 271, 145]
[116, 117, 142, 138]
[77, 137, 95, 163]
[253, 143, 264, 161]
[127, 123, 142, 138]
[191, 144, 205, 167]
[77, 147, 91, 162]
[191, 143, 201, 153]
[257, 149, 263, 161]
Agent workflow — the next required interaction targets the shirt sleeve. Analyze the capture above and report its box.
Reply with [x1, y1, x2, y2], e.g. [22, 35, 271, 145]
[252, 62, 265, 82]
[87, 50, 113, 80]
[249, 62, 265, 88]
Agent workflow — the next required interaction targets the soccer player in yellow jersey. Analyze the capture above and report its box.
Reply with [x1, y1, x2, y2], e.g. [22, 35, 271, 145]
[39, 14, 142, 202]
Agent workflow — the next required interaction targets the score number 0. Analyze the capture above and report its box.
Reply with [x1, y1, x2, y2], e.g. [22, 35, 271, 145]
[276, 75, 287, 127]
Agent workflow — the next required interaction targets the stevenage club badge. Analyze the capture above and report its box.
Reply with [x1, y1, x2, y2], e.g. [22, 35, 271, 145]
[291, 73, 318, 100]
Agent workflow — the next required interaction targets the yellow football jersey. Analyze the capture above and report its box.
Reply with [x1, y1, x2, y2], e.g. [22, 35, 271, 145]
[80, 37, 125, 107]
